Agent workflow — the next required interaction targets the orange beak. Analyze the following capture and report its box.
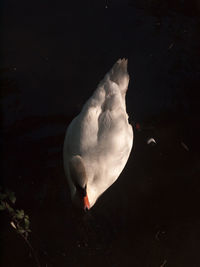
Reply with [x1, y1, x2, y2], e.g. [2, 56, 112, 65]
[83, 194, 90, 211]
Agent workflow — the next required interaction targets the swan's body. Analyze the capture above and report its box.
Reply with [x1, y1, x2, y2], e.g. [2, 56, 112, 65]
[63, 59, 133, 209]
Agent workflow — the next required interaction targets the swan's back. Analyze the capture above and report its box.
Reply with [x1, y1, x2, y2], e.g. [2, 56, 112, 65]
[63, 59, 133, 208]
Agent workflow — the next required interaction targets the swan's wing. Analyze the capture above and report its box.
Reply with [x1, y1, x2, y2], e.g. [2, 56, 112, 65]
[95, 58, 132, 156]
[97, 103, 133, 158]
[65, 58, 132, 157]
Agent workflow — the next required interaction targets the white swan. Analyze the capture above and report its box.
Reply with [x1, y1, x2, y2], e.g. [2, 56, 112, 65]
[63, 59, 133, 210]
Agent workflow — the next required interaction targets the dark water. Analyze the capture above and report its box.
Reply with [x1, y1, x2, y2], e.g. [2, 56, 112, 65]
[1, 1, 200, 266]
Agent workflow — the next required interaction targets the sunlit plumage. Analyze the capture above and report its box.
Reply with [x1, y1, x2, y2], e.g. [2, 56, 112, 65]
[63, 59, 133, 209]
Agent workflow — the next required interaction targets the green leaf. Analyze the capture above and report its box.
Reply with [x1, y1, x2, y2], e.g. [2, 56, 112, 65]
[5, 190, 16, 204]
[24, 219, 30, 230]
[8, 192, 16, 204]
[16, 209, 24, 219]
[17, 228, 25, 234]
[17, 225, 26, 234]
[0, 201, 6, 211]
[6, 203, 14, 214]
[0, 193, 7, 201]
[24, 231, 28, 239]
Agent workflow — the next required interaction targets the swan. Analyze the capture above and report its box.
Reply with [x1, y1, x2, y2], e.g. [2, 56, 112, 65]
[63, 59, 133, 210]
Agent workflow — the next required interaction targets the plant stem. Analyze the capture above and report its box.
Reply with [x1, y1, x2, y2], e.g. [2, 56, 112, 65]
[20, 233, 41, 267]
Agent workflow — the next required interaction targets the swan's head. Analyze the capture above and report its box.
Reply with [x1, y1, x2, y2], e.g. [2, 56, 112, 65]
[69, 155, 91, 211]
[73, 184, 90, 211]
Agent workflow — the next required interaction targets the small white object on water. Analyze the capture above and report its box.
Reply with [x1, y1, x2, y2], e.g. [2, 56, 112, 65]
[147, 138, 156, 145]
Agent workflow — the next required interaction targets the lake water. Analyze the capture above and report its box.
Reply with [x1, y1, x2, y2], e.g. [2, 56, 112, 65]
[1, 1, 200, 266]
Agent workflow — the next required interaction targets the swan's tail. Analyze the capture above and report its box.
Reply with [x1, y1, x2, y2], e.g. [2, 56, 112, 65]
[109, 58, 129, 95]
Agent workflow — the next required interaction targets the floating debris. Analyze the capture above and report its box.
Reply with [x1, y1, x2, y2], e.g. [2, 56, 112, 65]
[160, 259, 167, 267]
[155, 230, 160, 240]
[135, 122, 141, 131]
[168, 43, 174, 50]
[147, 138, 156, 145]
[155, 230, 166, 241]
[181, 142, 189, 151]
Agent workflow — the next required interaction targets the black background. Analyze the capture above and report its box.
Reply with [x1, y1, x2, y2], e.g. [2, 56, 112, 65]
[0, 1, 200, 266]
